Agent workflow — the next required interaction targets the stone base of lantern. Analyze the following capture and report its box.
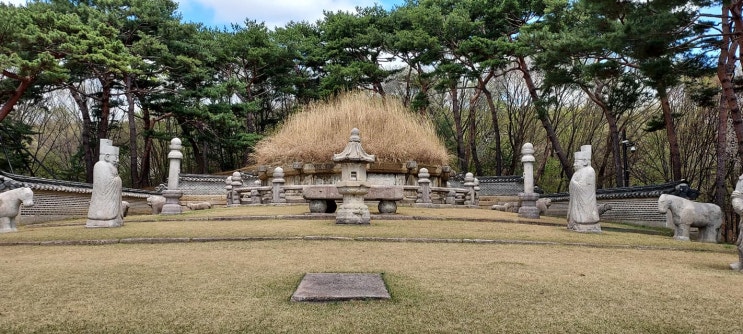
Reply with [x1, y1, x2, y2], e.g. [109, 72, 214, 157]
[161, 190, 183, 215]
[335, 205, 371, 225]
[335, 183, 370, 225]
[517, 192, 540, 219]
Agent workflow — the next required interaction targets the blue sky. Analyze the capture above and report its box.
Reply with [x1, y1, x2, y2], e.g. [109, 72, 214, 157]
[174, 0, 406, 29]
[1, 0, 405, 29]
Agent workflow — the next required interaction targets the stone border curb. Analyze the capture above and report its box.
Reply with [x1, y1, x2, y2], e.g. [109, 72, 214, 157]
[0, 235, 730, 254]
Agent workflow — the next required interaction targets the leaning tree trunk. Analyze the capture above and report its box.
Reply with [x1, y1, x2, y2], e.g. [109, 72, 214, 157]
[468, 87, 483, 175]
[69, 86, 95, 183]
[482, 86, 503, 175]
[0, 72, 34, 123]
[517, 56, 573, 179]
[125, 75, 140, 187]
[721, 4, 743, 162]
[658, 87, 683, 181]
[718, 4, 741, 243]
[581, 84, 623, 187]
[450, 85, 467, 173]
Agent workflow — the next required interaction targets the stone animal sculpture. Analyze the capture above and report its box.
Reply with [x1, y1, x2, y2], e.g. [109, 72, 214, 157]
[598, 203, 612, 216]
[147, 195, 166, 214]
[0, 187, 34, 233]
[536, 198, 551, 215]
[658, 194, 722, 243]
[121, 201, 130, 218]
[187, 202, 212, 210]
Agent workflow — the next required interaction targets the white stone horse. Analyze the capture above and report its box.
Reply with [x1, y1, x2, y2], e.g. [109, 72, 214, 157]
[0, 187, 34, 233]
[658, 194, 721, 243]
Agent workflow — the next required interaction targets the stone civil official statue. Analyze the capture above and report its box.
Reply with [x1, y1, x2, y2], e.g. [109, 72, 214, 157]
[567, 145, 601, 233]
[730, 174, 743, 271]
[86, 139, 124, 228]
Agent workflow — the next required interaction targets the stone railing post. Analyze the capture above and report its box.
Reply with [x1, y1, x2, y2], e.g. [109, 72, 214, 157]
[473, 177, 480, 206]
[161, 138, 183, 215]
[231, 171, 242, 206]
[446, 188, 456, 205]
[518, 143, 540, 218]
[272, 167, 286, 203]
[225, 176, 233, 205]
[464, 172, 475, 206]
[250, 180, 262, 204]
[416, 168, 432, 204]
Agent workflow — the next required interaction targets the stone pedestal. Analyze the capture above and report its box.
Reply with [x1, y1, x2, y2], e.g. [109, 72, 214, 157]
[518, 192, 540, 219]
[161, 189, 183, 215]
[335, 182, 371, 224]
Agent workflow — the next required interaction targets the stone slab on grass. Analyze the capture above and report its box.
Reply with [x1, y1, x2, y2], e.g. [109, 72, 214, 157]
[291, 273, 390, 302]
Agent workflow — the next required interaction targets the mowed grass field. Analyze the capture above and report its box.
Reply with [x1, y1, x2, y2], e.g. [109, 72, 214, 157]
[0, 205, 740, 333]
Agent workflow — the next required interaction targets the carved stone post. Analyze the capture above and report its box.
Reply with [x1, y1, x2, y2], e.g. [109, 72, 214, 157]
[473, 177, 480, 206]
[225, 176, 233, 205]
[518, 143, 540, 219]
[272, 167, 286, 203]
[333, 128, 375, 224]
[416, 168, 431, 204]
[230, 171, 242, 206]
[445, 187, 456, 205]
[161, 138, 183, 215]
[464, 172, 475, 206]
[250, 180, 262, 204]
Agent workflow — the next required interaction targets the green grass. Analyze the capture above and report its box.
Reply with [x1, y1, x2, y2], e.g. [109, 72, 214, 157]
[0, 205, 740, 333]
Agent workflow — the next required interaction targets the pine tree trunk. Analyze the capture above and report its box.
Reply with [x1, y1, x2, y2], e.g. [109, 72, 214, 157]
[517, 56, 573, 179]
[658, 87, 682, 181]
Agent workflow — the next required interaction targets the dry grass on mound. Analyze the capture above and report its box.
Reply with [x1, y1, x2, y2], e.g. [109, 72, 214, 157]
[254, 92, 451, 166]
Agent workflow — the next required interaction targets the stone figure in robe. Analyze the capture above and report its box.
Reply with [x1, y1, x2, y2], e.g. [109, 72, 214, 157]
[86, 139, 124, 228]
[567, 145, 600, 233]
[730, 174, 743, 271]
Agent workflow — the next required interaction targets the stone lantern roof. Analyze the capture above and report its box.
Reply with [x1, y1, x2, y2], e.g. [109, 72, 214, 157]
[332, 128, 376, 163]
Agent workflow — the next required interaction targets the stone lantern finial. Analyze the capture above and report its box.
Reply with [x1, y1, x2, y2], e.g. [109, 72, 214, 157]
[333, 128, 376, 163]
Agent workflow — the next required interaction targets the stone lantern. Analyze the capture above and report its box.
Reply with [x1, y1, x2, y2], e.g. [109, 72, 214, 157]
[332, 128, 376, 224]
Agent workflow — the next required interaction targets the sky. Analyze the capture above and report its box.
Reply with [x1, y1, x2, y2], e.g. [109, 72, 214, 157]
[176, 0, 405, 29]
[1, 0, 405, 29]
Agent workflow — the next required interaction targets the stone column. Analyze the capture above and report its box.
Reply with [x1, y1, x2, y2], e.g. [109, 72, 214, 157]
[250, 180, 262, 204]
[272, 167, 287, 203]
[230, 171, 242, 206]
[333, 128, 375, 224]
[416, 168, 432, 205]
[464, 172, 475, 206]
[445, 187, 456, 205]
[473, 178, 480, 206]
[225, 176, 233, 205]
[518, 143, 540, 218]
[161, 138, 183, 215]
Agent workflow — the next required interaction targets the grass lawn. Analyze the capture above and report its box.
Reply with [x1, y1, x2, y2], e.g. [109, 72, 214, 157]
[0, 205, 740, 333]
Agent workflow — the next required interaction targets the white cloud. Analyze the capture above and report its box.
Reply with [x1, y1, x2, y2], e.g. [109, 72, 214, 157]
[0, 0, 27, 5]
[179, 0, 380, 29]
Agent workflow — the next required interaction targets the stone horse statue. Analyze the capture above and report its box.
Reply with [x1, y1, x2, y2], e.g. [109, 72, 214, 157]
[658, 194, 721, 243]
[0, 187, 34, 233]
